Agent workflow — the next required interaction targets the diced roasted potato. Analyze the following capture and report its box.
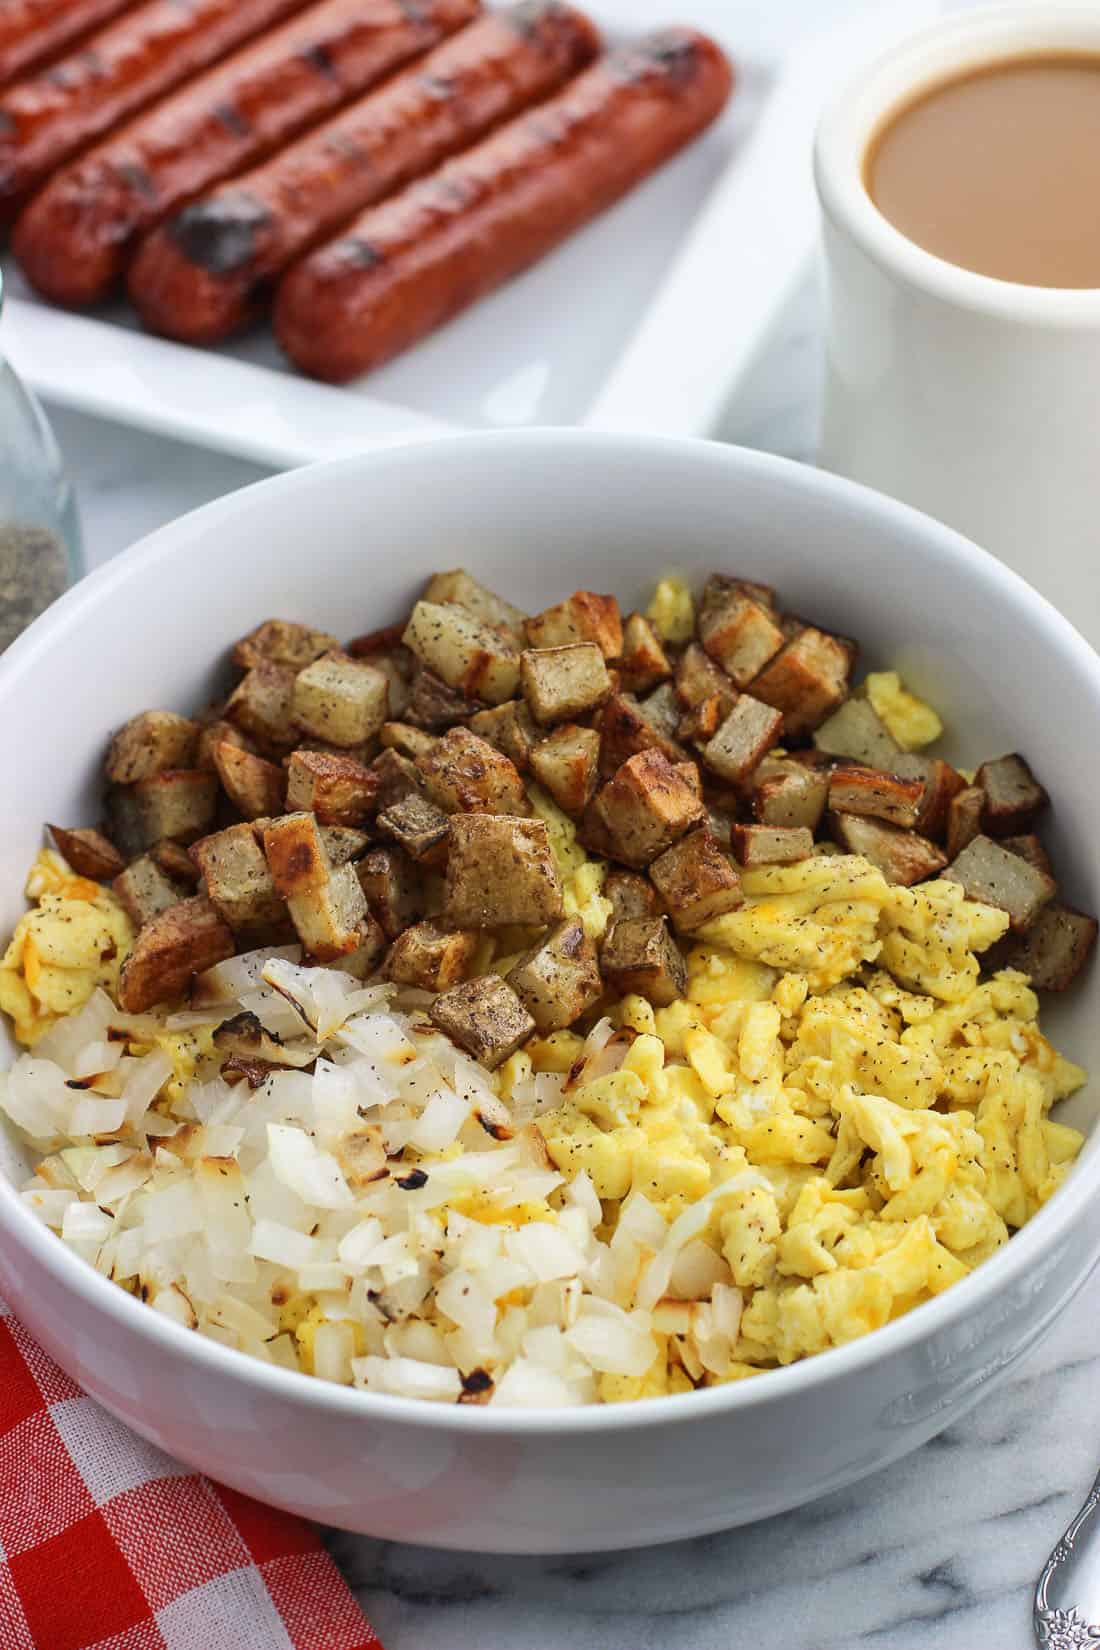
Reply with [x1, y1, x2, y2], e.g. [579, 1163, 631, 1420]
[377, 793, 451, 867]
[600, 916, 686, 1006]
[529, 724, 600, 815]
[604, 868, 662, 925]
[149, 839, 201, 886]
[213, 742, 286, 820]
[524, 591, 622, 660]
[730, 824, 814, 867]
[47, 825, 125, 881]
[196, 718, 254, 771]
[751, 765, 829, 832]
[520, 644, 611, 726]
[415, 727, 529, 816]
[191, 823, 286, 934]
[286, 861, 370, 960]
[831, 813, 947, 886]
[370, 747, 425, 811]
[106, 710, 199, 785]
[892, 754, 967, 841]
[403, 599, 520, 705]
[133, 769, 218, 844]
[699, 588, 785, 688]
[596, 693, 686, 778]
[506, 918, 603, 1032]
[406, 666, 482, 731]
[379, 722, 438, 761]
[104, 786, 149, 859]
[993, 901, 1098, 990]
[292, 652, 389, 748]
[429, 974, 535, 1068]
[700, 573, 777, 621]
[590, 750, 705, 869]
[976, 754, 1049, 836]
[385, 919, 478, 992]
[813, 698, 901, 769]
[423, 569, 527, 644]
[365, 652, 411, 722]
[749, 628, 852, 738]
[318, 826, 369, 867]
[619, 613, 671, 695]
[941, 834, 1056, 931]
[285, 749, 378, 826]
[702, 696, 783, 786]
[638, 682, 682, 741]
[1002, 833, 1053, 876]
[225, 662, 298, 751]
[262, 812, 329, 897]
[677, 694, 726, 745]
[827, 765, 924, 828]
[649, 827, 743, 930]
[232, 618, 338, 672]
[444, 815, 563, 927]
[468, 700, 541, 772]
[946, 785, 985, 861]
[118, 895, 235, 1013]
[112, 855, 186, 927]
[675, 642, 737, 718]
[675, 762, 703, 801]
[347, 622, 407, 658]
[356, 844, 423, 940]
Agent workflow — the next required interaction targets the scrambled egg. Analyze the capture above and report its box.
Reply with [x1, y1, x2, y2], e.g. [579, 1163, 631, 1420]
[864, 670, 943, 750]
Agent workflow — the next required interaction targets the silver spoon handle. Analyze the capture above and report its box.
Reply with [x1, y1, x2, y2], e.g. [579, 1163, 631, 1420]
[1035, 1471, 1100, 1645]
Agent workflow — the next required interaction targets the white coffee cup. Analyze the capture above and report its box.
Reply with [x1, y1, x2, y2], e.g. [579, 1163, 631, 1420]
[815, 4, 1100, 647]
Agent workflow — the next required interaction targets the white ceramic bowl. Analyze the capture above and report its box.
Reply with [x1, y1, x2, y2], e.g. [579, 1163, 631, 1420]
[1, 430, 1098, 1554]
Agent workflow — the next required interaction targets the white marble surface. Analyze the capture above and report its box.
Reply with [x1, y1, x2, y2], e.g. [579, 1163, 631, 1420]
[43, 269, 1100, 1650]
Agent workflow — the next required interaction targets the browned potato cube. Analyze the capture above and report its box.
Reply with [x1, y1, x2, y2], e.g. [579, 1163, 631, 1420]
[423, 569, 527, 644]
[429, 975, 535, 1068]
[828, 765, 925, 828]
[385, 920, 478, 992]
[678, 694, 726, 746]
[192, 823, 286, 934]
[596, 693, 686, 778]
[356, 844, 423, 940]
[287, 862, 369, 960]
[468, 700, 541, 771]
[416, 727, 529, 816]
[699, 589, 785, 688]
[104, 786, 148, 859]
[675, 642, 737, 717]
[150, 840, 201, 886]
[892, 754, 967, 841]
[604, 869, 662, 924]
[379, 722, 438, 761]
[47, 825, 124, 881]
[675, 762, 703, 801]
[638, 682, 682, 740]
[730, 824, 814, 867]
[133, 769, 218, 844]
[366, 652, 411, 722]
[702, 696, 783, 786]
[403, 599, 520, 705]
[292, 652, 389, 748]
[213, 742, 286, 820]
[285, 749, 379, 826]
[946, 785, 985, 860]
[118, 896, 235, 1013]
[113, 855, 186, 927]
[591, 750, 705, 869]
[749, 628, 852, 738]
[976, 754, 1050, 836]
[752, 767, 829, 832]
[529, 724, 600, 815]
[370, 747, 425, 811]
[406, 666, 482, 731]
[318, 826, 369, 866]
[106, 711, 199, 785]
[831, 814, 947, 886]
[940, 834, 1057, 931]
[813, 698, 901, 769]
[377, 793, 451, 867]
[225, 662, 298, 751]
[262, 812, 329, 897]
[700, 573, 777, 620]
[994, 901, 1098, 990]
[619, 613, 671, 695]
[524, 591, 622, 660]
[1002, 833, 1053, 876]
[506, 918, 603, 1032]
[196, 718, 254, 772]
[600, 916, 686, 1006]
[232, 619, 338, 672]
[347, 622, 406, 657]
[444, 815, 563, 927]
[521, 644, 611, 726]
[650, 827, 743, 930]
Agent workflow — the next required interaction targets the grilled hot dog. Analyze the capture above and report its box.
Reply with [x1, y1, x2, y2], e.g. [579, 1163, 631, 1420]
[128, 0, 600, 344]
[0, 0, 137, 87]
[274, 28, 733, 383]
[14, 0, 480, 304]
[0, 0, 319, 219]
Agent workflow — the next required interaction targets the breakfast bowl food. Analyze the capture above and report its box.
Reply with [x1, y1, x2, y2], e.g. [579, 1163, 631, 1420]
[0, 429, 1097, 1553]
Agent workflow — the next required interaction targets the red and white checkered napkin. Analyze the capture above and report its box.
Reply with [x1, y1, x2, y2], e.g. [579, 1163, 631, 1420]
[0, 1299, 382, 1650]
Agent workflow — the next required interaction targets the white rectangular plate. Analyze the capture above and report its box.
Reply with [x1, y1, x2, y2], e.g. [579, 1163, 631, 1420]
[2, 0, 933, 468]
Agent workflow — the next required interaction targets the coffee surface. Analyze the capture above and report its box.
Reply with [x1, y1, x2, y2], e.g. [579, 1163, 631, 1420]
[866, 54, 1100, 288]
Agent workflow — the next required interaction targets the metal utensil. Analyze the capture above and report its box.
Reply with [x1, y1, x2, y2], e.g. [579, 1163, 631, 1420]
[1035, 1472, 1100, 1645]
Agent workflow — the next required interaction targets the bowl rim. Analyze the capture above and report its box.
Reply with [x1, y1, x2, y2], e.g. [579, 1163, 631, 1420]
[2, 424, 1098, 1435]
